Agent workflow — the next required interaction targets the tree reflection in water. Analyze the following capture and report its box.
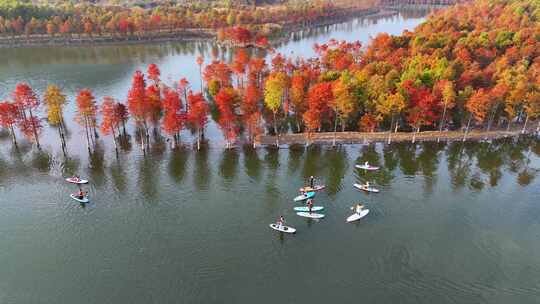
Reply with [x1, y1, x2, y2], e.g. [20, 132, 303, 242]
[0, 136, 538, 194]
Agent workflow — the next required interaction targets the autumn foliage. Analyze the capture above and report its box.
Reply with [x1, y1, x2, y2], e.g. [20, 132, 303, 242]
[4, 0, 540, 153]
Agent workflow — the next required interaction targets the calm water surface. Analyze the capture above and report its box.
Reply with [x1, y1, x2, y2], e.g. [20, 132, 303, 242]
[2, 9, 540, 304]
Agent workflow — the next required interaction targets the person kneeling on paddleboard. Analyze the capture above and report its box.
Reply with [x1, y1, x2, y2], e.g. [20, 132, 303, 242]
[306, 199, 314, 213]
[77, 190, 86, 200]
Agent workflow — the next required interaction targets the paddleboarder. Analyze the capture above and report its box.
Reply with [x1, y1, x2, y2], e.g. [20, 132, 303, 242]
[277, 215, 285, 229]
[76, 190, 86, 200]
[309, 176, 314, 188]
[354, 203, 364, 214]
[306, 198, 314, 213]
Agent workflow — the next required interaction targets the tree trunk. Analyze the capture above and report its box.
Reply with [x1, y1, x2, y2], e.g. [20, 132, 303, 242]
[486, 104, 498, 131]
[9, 125, 18, 148]
[412, 126, 419, 143]
[462, 114, 472, 142]
[507, 118, 512, 131]
[387, 114, 394, 144]
[197, 128, 201, 151]
[521, 115, 529, 134]
[332, 112, 338, 147]
[438, 103, 447, 143]
[28, 108, 41, 150]
[84, 118, 92, 154]
[111, 126, 118, 154]
[199, 66, 203, 91]
[273, 111, 279, 147]
[58, 127, 67, 156]
[122, 120, 127, 136]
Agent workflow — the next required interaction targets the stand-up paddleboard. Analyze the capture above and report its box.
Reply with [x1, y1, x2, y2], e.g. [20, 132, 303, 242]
[70, 194, 89, 203]
[296, 212, 325, 219]
[269, 224, 296, 233]
[353, 183, 380, 193]
[293, 191, 315, 202]
[347, 209, 370, 222]
[66, 177, 89, 184]
[355, 164, 379, 171]
[293, 206, 324, 212]
[299, 185, 325, 192]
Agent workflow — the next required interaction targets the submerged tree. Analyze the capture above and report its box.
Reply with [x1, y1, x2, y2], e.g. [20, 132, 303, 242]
[187, 91, 209, 150]
[127, 70, 150, 151]
[13, 83, 42, 149]
[100, 96, 122, 153]
[162, 87, 184, 148]
[75, 89, 98, 153]
[0, 101, 20, 147]
[43, 84, 68, 154]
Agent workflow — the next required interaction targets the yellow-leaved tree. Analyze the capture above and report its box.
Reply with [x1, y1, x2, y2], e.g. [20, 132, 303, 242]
[264, 71, 289, 147]
[43, 84, 68, 154]
[375, 91, 406, 143]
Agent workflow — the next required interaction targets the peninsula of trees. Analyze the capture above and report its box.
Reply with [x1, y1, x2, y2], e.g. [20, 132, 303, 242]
[0, 0, 378, 47]
[1, 0, 539, 155]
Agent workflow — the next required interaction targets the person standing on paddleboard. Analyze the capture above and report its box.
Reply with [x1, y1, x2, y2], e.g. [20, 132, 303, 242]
[354, 203, 364, 214]
[277, 216, 285, 229]
[309, 176, 314, 188]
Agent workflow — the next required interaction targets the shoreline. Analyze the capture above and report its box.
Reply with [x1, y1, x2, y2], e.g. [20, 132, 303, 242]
[256, 129, 538, 146]
[0, 7, 386, 49]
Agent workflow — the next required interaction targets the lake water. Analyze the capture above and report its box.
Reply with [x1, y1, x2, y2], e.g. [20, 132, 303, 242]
[2, 9, 540, 304]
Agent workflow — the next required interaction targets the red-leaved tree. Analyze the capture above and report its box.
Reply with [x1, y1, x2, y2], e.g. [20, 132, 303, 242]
[75, 89, 98, 153]
[0, 101, 20, 147]
[12, 83, 42, 149]
[100, 96, 123, 153]
[187, 91, 209, 150]
[162, 87, 184, 148]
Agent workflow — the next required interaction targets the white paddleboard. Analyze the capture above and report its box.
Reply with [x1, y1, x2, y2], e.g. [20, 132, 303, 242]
[293, 206, 324, 212]
[293, 192, 315, 202]
[296, 212, 325, 219]
[347, 209, 370, 222]
[70, 194, 89, 203]
[269, 224, 296, 233]
[355, 164, 379, 171]
[66, 177, 89, 184]
[353, 183, 380, 193]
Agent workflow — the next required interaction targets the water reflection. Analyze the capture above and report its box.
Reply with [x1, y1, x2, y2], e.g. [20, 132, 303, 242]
[219, 148, 239, 185]
[138, 155, 160, 200]
[0, 136, 538, 194]
[110, 159, 127, 193]
[168, 148, 190, 184]
[417, 142, 444, 193]
[301, 146, 323, 180]
[322, 147, 348, 197]
[286, 145, 304, 175]
[30, 151, 52, 173]
[88, 144, 106, 187]
[193, 145, 211, 191]
[242, 145, 262, 182]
